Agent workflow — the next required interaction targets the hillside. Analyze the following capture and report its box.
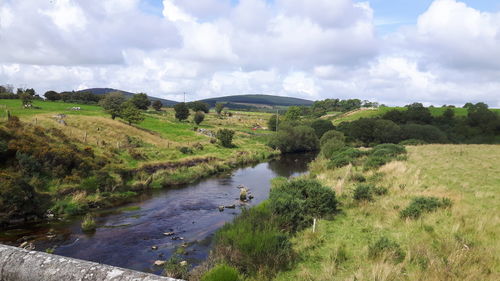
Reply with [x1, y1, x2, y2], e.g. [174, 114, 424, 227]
[77, 88, 178, 106]
[274, 144, 500, 281]
[199, 94, 314, 109]
[330, 106, 500, 125]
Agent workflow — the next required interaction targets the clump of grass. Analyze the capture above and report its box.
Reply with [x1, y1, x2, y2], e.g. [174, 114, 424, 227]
[163, 255, 189, 280]
[400, 196, 452, 219]
[350, 173, 366, 182]
[201, 264, 241, 281]
[81, 214, 97, 232]
[368, 236, 405, 263]
[364, 144, 407, 170]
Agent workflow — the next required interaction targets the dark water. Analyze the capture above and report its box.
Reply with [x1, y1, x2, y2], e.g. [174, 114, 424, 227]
[0, 153, 316, 275]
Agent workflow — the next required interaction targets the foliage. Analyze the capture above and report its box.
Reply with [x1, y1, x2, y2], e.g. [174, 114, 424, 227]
[320, 139, 346, 159]
[178, 146, 193, 154]
[99, 92, 126, 119]
[319, 130, 345, 147]
[214, 203, 294, 276]
[284, 106, 301, 121]
[268, 114, 280, 131]
[400, 196, 452, 219]
[44, 90, 61, 101]
[269, 178, 338, 233]
[368, 237, 405, 263]
[200, 264, 240, 281]
[268, 124, 319, 153]
[217, 129, 235, 148]
[130, 93, 151, 110]
[163, 255, 189, 280]
[363, 144, 407, 170]
[215, 102, 225, 115]
[188, 101, 210, 113]
[120, 101, 145, 125]
[81, 214, 97, 232]
[310, 119, 335, 138]
[194, 111, 205, 125]
[152, 100, 163, 111]
[174, 102, 190, 121]
[353, 184, 373, 201]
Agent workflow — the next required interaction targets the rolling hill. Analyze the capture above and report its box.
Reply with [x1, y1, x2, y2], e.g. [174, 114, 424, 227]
[77, 88, 178, 106]
[199, 94, 314, 109]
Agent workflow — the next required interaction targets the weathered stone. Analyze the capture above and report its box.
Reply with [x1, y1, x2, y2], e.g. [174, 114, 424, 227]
[0, 244, 184, 281]
[154, 260, 166, 266]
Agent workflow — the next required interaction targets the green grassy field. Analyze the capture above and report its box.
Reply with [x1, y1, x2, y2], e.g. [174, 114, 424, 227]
[331, 106, 500, 125]
[273, 145, 499, 281]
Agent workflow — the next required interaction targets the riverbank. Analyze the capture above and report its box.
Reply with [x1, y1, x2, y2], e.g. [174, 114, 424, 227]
[0, 99, 278, 225]
[273, 145, 499, 281]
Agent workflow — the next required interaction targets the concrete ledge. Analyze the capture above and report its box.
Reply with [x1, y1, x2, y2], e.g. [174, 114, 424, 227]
[0, 244, 183, 281]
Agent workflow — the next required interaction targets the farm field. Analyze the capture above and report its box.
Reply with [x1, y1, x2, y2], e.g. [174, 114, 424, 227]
[274, 144, 500, 281]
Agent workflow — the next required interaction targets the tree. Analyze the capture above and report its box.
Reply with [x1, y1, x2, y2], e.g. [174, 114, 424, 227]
[268, 124, 319, 153]
[268, 114, 280, 131]
[99, 92, 126, 119]
[217, 129, 235, 148]
[188, 101, 210, 113]
[310, 119, 335, 138]
[44, 91, 61, 101]
[215, 103, 225, 115]
[120, 101, 145, 125]
[152, 100, 163, 111]
[174, 102, 190, 121]
[130, 93, 151, 110]
[285, 106, 301, 121]
[193, 111, 205, 125]
[19, 93, 33, 106]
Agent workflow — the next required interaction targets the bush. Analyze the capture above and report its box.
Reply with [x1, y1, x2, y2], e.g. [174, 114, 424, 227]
[371, 144, 406, 156]
[320, 130, 345, 147]
[321, 139, 346, 159]
[194, 111, 205, 125]
[353, 184, 373, 201]
[268, 125, 319, 153]
[399, 139, 427, 146]
[368, 237, 405, 263]
[310, 119, 335, 138]
[81, 214, 97, 232]
[327, 147, 365, 169]
[373, 186, 388, 196]
[201, 264, 240, 281]
[269, 179, 338, 232]
[350, 173, 366, 182]
[217, 129, 235, 148]
[178, 146, 194, 154]
[214, 203, 294, 276]
[400, 196, 452, 219]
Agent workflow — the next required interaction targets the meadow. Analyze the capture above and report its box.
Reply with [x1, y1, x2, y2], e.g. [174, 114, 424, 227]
[273, 144, 499, 281]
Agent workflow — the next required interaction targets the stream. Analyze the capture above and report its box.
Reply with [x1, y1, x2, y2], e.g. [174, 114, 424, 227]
[0, 153, 316, 275]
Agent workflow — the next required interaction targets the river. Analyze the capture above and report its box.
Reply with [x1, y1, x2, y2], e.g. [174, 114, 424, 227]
[0, 153, 316, 275]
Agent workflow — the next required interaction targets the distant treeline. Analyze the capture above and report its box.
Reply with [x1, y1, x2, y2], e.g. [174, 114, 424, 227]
[0, 86, 102, 104]
[340, 102, 500, 145]
[311, 98, 379, 117]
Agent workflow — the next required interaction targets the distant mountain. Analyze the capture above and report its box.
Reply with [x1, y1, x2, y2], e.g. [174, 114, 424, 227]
[77, 88, 178, 106]
[199, 94, 314, 108]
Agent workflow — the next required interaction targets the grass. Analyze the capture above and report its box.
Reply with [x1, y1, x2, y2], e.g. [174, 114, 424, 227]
[0, 99, 279, 218]
[331, 106, 500, 125]
[273, 145, 500, 281]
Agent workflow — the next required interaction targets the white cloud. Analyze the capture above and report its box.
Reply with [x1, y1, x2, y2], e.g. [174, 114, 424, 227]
[0, 0, 499, 107]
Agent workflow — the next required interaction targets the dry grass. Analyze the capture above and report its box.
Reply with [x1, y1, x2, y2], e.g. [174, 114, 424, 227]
[274, 144, 500, 281]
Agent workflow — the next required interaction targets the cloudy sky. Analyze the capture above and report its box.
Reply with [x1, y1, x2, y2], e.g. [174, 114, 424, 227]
[1, 0, 499, 106]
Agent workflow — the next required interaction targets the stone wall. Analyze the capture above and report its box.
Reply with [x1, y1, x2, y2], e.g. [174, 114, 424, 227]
[0, 244, 183, 281]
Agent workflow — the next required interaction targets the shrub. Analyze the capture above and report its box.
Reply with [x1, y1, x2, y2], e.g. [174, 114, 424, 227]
[201, 264, 240, 281]
[268, 125, 319, 153]
[321, 139, 345, 159]
[350, 173, 366, 182]
[217, 129, 235, 148]
[373, 186, 388, 196]
[368, 237, 405, 263]
[269, 179, 338, 232]
[399, 139, 427, 146]
[178, 146, 193, 154]
[194, 111, 205, 125]
[400, 196, 452, 219]
[371, 144, 406, 156]
[214, 203, 294, 276]
[353, 184, 373, 201]
[174, 102, 190, 121]
[327, 147, 365, 169]
[310, 119, 335, 138]
[320, 130, 345, 147]
[81, 214, 97, 232]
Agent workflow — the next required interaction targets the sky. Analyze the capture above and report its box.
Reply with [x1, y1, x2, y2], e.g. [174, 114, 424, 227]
[1, 0, 500, 106]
